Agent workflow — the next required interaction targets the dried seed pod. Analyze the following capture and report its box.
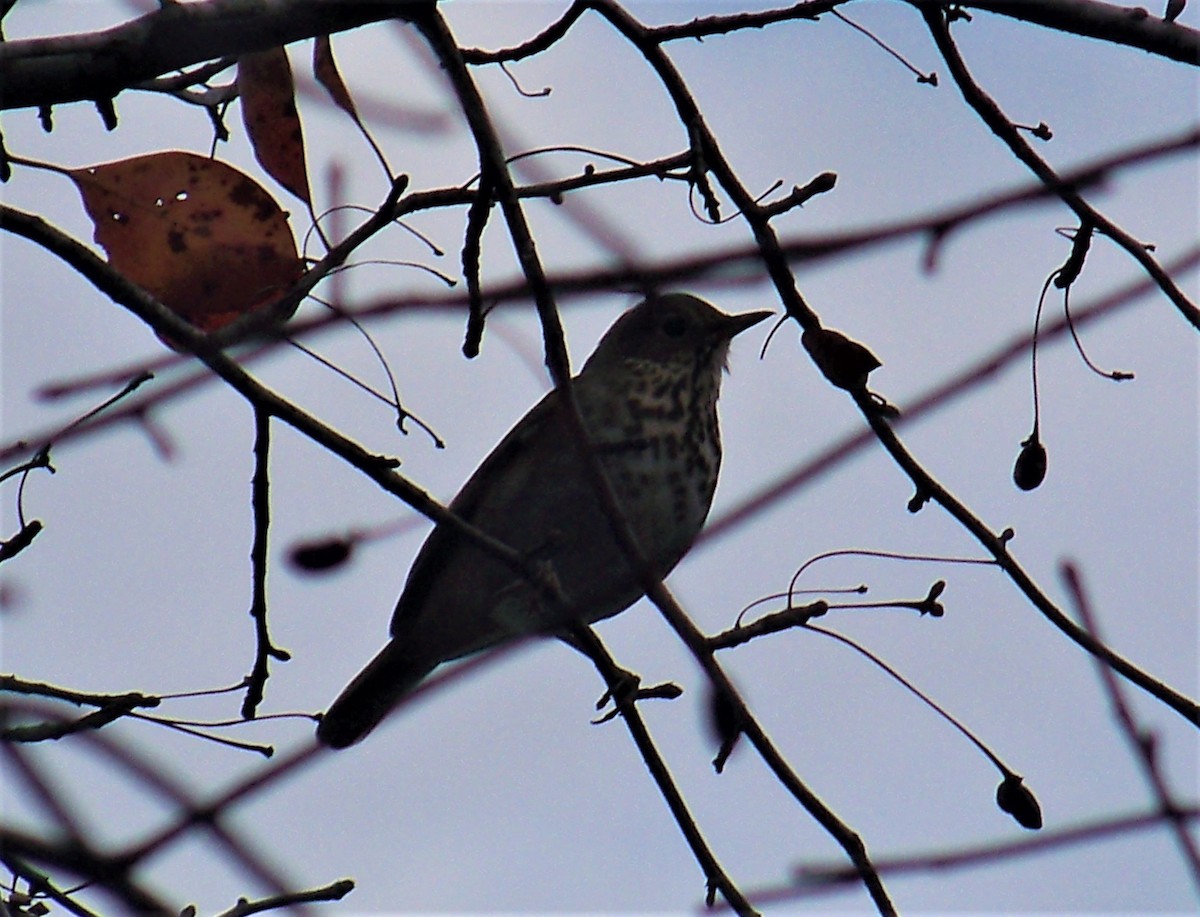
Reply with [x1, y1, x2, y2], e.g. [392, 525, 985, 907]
[801, 326, 881, 391]
[290, 537, 353, 573]
[1013, 437, 1048, 491]
[996, 773, 1043, 830]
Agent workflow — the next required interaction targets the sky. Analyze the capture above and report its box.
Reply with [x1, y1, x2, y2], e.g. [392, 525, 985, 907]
[2, 1, 1198, 914]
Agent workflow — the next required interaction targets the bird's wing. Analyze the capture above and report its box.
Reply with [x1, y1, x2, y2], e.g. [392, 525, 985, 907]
[388, 385, 567, 637]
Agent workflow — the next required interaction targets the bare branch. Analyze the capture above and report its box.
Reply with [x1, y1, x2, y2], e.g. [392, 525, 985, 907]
[961, 0, 1200, 64]
[1062, 563, 1200, 891]
[919, 2, 1200, 327]
[0, 0, 431, 112]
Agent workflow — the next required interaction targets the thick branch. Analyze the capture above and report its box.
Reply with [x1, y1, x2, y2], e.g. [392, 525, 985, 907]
[0, 0, 431, 111]
[963, 0, 1200, 64]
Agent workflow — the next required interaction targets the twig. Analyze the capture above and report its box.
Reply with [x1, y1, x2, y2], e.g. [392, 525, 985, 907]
[242, 405, 290, 720]
[918, 2, 1200, 328]
[735, 806, 1200, 904]
[412, 7, 573, 384]
[0, 827, 170, 913]
[0, 854, 103, 917]
[1061, 563, 1200, 891]
[212, 878, 355, 916]
[570, 626, 759, 915]
[708, 602, 828, 649]
[461, 166, 495, 357]
[0, 675, 161, 742]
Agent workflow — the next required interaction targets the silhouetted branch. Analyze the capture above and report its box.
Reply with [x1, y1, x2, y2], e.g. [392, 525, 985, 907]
[212, 878, 355, 916]
[919, 2, 1200, 328]
[960, 0, 1200, 63]
[571, 625, 758, 915]
[1062, 563, 1200, 891]
[0, 676, 160, 742]
[242, 404, 289, 720]
[0, 0, 430, 111]
[734, 806, 1200, 905]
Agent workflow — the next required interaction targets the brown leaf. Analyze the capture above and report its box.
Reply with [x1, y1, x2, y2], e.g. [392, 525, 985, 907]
[313, 36, 360, 120]
[237, 47, 312, 203]
[69, 151, 303, 339]
[312, 35, 394, 178]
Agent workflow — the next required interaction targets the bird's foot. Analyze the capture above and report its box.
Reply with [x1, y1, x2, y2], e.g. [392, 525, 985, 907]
[592, 669, 683, 724]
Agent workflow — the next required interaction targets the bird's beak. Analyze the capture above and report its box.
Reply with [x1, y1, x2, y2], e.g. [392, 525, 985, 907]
[720, 309, 773, 340]
[714, 309, 772, 372]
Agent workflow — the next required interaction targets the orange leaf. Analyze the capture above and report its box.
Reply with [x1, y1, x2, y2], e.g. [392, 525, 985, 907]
[237, 47, 312, 203]
[313, 36, 360, 120]
[69, 151, 304, 339]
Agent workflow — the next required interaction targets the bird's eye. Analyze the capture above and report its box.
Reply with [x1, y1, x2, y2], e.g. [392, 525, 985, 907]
[661, 314, 687, 338]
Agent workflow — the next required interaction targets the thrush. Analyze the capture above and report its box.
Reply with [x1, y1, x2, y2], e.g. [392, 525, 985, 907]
[317, 293, 770, 748]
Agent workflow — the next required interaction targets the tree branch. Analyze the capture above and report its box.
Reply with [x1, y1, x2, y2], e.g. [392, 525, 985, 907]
[0, 0, 432, 111]
[0, 203, 557, 608]
[571, 626, 759, 915]
[917, 1, 1200, 328]
[962, 0, 1200, 64]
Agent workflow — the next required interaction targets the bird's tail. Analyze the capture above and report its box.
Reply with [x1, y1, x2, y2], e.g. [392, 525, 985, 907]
[316, 641, 434, 749]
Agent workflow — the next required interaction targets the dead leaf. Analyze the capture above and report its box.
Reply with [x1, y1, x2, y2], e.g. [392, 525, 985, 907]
[314, 36, 360, 120]
[312, 35, 392, 176]
[238, 47, 312, 203]
[69, 151, 304, 340]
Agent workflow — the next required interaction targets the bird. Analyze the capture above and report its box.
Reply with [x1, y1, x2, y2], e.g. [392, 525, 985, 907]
[317, 292, 771, 748]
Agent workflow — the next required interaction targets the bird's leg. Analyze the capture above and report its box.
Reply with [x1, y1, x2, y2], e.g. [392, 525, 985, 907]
[562, 625, 683, 724]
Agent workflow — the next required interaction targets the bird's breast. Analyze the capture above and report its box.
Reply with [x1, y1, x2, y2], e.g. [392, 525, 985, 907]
[582, 362, 723, 561]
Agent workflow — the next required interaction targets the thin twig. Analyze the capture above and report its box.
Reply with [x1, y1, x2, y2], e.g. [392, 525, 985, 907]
[736, 806, 1200, 904]
[242, 404, 289, 720]
[571, 626, 759, 915]
[212, 878, 355, 916]
[1061, 563, 1200, 891]
[918, 2, 1199, 328]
